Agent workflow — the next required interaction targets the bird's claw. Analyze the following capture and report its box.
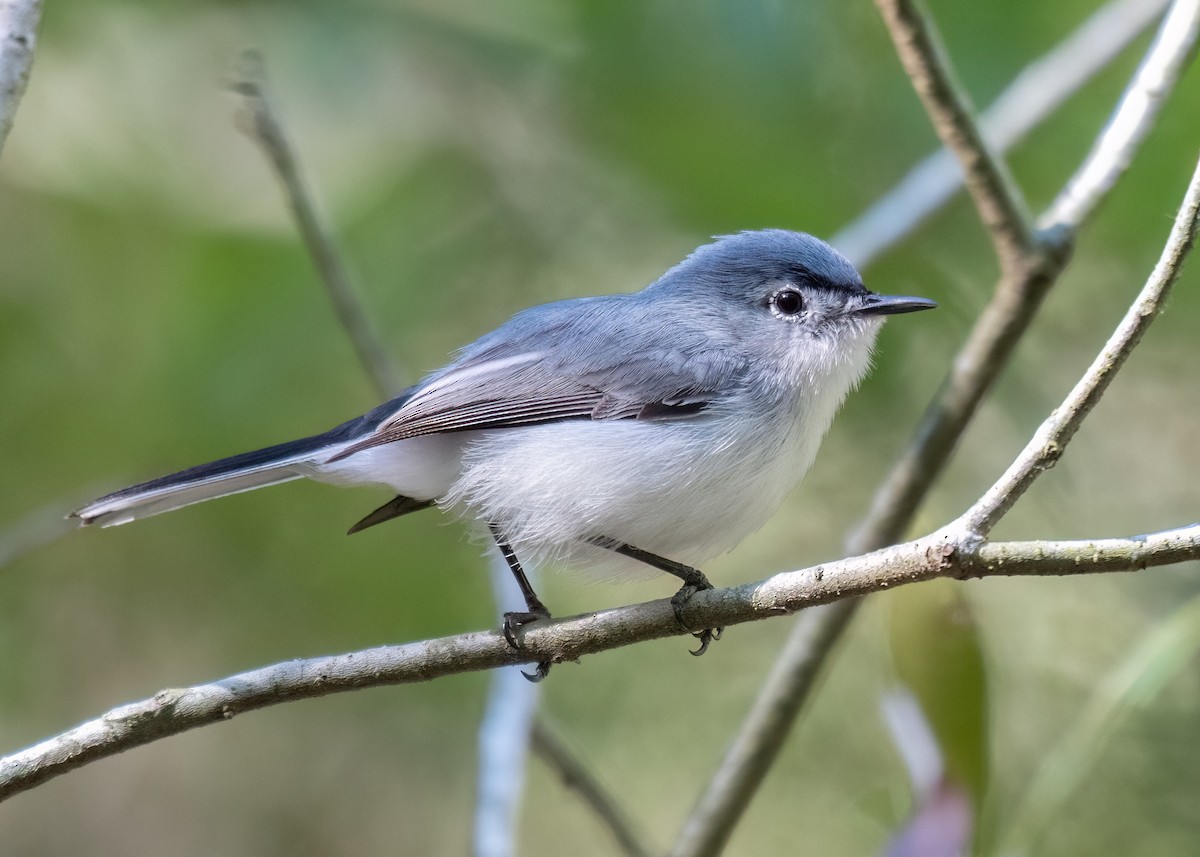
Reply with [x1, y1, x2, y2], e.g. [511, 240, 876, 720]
[502, 608, 553, 681]
[689, 626, 724, 657]
[670, 578, 722, 657]
[521, 661, 552, 682]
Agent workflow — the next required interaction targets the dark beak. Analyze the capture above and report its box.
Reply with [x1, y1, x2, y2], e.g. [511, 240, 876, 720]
[853, 293, 938, 316]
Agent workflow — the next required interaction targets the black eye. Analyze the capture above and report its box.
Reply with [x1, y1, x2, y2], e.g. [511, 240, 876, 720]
[770, 288, 804, 317]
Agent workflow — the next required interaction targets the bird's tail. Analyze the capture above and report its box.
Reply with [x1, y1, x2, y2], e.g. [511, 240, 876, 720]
[72, 433, 338, 527]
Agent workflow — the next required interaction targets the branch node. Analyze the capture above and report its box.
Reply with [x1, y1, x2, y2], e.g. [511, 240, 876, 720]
[1035, 222, 1076, 268]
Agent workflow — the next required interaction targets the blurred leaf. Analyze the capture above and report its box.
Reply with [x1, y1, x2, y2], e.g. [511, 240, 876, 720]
[889, 579, 991, 805]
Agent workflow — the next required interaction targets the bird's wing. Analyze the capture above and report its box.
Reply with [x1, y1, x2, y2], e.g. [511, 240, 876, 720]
[329, 334, 746, 462]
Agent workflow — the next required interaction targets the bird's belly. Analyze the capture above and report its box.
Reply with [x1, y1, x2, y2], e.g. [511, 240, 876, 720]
[446, 413, 819, 579]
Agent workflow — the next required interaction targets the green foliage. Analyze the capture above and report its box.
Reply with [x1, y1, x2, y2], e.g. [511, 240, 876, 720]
[889, 580, 990, 806]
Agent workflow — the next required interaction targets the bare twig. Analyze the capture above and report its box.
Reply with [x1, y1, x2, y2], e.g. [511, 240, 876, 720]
[852, 0, 1200, 557]
[671, 6, 1200, 852]
[858, 1, 1200, 545]
[3, 524, 1197, 804]
[531, 718, 654, 857]
[835, 0, 1171, 267]
[230, 50, 401, 399]
[858, 0, 1199, 550]
[0, 0, 40, 156]
[873, 0, 1036, 267]
[1042, 0, 1200, 231]
[959, 152, 1200, 535]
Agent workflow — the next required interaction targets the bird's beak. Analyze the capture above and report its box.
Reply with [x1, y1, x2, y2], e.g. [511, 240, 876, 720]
[853, 293, 938, 316]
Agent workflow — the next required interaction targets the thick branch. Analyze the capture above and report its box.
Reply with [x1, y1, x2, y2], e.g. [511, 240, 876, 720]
[2, 526, 1197, 804]
[873, 0, 1036, 267]
[0, 0, 41, 156]
[231, 51, 401, 399]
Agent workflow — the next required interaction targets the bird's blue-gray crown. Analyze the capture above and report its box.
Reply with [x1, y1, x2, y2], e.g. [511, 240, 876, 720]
[645, 229, 867, 299]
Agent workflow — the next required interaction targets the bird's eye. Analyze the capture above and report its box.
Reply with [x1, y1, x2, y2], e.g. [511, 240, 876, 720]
[770, 288, 805, 318]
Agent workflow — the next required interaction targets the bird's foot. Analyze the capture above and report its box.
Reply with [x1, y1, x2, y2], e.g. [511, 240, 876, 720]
[502, 607, 553, 682]
[669, 573, 724, 657]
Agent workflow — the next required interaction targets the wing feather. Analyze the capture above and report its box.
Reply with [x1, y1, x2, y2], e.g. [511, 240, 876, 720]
[329, 298, 749, 462]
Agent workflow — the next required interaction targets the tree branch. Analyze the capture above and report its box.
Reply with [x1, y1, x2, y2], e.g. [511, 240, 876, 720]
[3, 525, 1197, 804]
[1041, 0, 1200, 231]
[959, 151, 1200, 535]
[670, 8, 1200, 849]
[230, 50, 402, 399]
[531, 718, 654, 857]
[873, 0, 1036, 267]
[0, 0, 41, 156]
[834, 0, 1172, 268]
[851, 0, 1198, 556]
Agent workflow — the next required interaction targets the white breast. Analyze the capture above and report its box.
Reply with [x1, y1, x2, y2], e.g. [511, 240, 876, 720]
[440, 394, 821, 580]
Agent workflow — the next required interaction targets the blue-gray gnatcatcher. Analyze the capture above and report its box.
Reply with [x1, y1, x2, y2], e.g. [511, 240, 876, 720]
[74, 229, 935, 678]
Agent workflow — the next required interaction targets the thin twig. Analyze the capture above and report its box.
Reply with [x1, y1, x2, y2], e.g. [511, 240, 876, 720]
[3, 524, 1198, 804]
[230, 50, 401, 399]
[996, 590, 1200, 856]
[0, 0, 40, 156]
[1042, 0, 1200, 231]
[873, 0, 1036, 268]
[0, 0, 39, 158]
[232, 53, 541, 857]
[531, 718, 654, 857]
[834, 0, 1171, 267]
[959, 152, 1200, 535]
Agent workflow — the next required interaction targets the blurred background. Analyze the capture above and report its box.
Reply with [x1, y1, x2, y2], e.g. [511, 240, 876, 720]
[1, 0, 1198, 854]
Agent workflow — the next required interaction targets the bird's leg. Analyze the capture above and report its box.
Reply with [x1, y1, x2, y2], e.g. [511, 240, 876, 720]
[489, 524, 552, 682]
[589, 537, 724, 656]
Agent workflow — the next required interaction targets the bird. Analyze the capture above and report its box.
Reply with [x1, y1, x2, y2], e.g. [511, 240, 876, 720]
[73, 229, 936, 679]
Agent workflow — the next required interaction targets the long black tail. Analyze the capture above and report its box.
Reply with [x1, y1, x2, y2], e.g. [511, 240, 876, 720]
[72, 432, 338, 527]
[72, 389, 416, 528]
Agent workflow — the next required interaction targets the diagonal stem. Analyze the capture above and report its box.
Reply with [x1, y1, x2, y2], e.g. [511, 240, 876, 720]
[834, 0, 1172, 268]
[958, 151, 1200, 536]
[0, 0, 41, 156]
[531, 718, 654, 857]
[231, 50, 402, 399]
[670, 3, 1200, 855]
[873, 0, 1037, 269]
